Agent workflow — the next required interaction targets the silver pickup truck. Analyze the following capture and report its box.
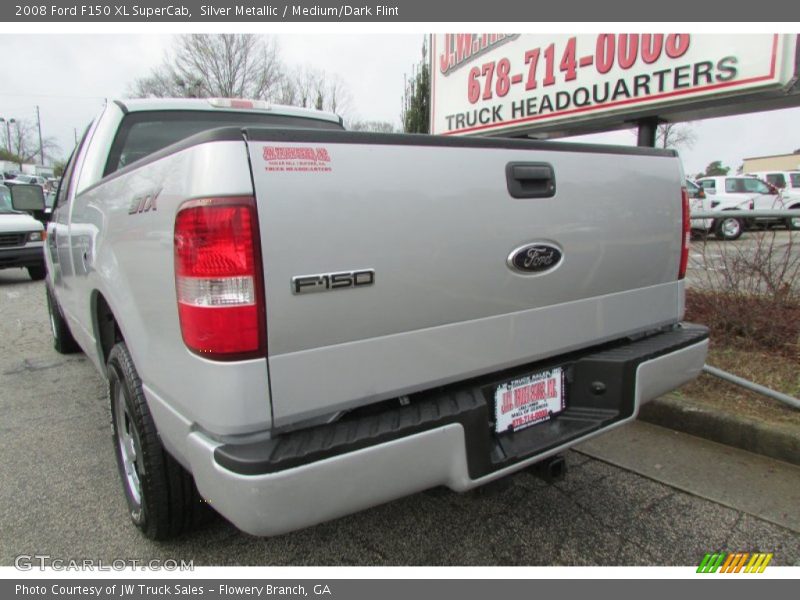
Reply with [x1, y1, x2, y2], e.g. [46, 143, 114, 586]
[44, 98, 708, 539]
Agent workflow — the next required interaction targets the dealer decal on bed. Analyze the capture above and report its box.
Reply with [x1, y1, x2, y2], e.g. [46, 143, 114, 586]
[263, 145, 332, 173]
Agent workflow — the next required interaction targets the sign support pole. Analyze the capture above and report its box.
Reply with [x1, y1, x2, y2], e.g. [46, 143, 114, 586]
[636, 118, 660, 148]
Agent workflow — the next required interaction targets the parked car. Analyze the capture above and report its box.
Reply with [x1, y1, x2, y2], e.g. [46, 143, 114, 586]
[744, 170, 800, 229]
[688, 179, 751, 241]
[696, 175, 789, 229]
[0, 184, 47, 280]
[43, 97, 708, 539]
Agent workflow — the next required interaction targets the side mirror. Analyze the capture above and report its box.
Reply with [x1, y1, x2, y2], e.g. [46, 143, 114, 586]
[10, 183, 46, 211]
[9, 183, 49, 223]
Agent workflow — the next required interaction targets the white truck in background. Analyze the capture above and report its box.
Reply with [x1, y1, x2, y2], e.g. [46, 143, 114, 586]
[41, 98, 708, 539]
[0, 184, 47, 280]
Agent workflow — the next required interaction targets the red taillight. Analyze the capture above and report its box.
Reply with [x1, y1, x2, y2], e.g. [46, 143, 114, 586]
[679, 187, 690, 280]
[174, 197, 265, 360]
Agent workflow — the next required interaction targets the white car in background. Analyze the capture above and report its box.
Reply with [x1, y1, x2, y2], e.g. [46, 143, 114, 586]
[688, 178, 751, 241]
[745, 170, 800, 229]
[696, 175, 791, 230]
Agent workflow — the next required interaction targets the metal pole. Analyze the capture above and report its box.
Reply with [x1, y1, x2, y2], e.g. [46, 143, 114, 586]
[0, 118, 13, 153]
[636, 118, 659, 147]
[36, 105, 44, 166]
[703, 365, 800, 410]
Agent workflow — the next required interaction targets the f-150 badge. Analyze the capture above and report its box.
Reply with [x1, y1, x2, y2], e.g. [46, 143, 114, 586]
[292, 269, 375, 294]
[507, 243, 563, 274]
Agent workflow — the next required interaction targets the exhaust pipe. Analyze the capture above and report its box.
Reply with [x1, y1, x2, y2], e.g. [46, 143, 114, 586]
[532, 454, 567, 483]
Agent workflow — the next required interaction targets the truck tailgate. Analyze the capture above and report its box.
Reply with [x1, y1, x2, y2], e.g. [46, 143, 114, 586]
[245, 131, 684, 427]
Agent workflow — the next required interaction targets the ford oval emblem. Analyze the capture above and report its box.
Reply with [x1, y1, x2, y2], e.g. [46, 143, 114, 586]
[507, 243, 563, 274]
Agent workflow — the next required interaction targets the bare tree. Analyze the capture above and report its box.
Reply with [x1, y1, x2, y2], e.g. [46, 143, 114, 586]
[129, 35, 354, 121]
[129, 34, 283, 100]
[325, 74, 352, 117]
[2, 119, 60, 168]
[629, 121, 697, 150]
[274, 66, 352, 119]
[656, 122, 697, 150]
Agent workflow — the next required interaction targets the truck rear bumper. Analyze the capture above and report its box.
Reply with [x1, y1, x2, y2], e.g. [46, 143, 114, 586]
[185, 324, 708, 536]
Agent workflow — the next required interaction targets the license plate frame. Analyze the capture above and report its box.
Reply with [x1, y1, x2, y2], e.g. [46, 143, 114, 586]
[493, 367, 566, 434]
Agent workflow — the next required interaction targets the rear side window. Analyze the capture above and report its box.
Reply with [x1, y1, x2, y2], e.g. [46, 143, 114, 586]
[725, 179, 738, 193]
[790, 173, 800, 188]
[104, 110, 344, 177]
[765, 173, 786, 188]
[54, 127, 90, 210]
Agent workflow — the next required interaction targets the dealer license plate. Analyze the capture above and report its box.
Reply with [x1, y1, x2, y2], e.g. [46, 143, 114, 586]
[494, 367, 565, 433]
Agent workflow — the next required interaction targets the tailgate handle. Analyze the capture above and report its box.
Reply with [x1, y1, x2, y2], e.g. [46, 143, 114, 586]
[506, 162, 556, 199]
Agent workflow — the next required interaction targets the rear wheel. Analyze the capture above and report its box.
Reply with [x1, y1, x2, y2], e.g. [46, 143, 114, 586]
[46, 286, 80, 354]
[107, 342, 205, 540]
[714, 216, 743, 241]
[786, 206, 800, 231]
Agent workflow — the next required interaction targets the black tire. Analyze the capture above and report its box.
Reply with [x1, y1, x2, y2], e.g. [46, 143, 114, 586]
[46, 285, 81, 354]
[714, 216, 743, 241]
[786, 206, 800, 231]
[107, 342, 205, 540]
[28, 265, 46, 281]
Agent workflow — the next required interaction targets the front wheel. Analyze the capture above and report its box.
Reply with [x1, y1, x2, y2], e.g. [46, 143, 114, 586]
[714, 216, 743, 241]
[46, 285, 80, 354]
[107, 342, 205, 540]
[28, 264, 46, 280]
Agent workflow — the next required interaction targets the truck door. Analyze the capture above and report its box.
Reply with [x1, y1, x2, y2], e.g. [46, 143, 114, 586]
[47, 129, 89, 323]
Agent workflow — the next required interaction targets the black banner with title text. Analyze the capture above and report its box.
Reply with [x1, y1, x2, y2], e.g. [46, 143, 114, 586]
[0, 0, 791, 22]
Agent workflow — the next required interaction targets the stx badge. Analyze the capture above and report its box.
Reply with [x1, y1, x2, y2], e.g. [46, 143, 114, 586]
[128, 188, 161, 215]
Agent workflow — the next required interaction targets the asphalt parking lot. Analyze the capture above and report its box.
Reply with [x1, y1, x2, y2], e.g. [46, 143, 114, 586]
[686, 229, 799, 290]
[1, 269, 798, 567]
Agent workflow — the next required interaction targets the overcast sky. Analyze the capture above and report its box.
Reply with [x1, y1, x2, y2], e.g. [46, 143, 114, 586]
[1, 33, 799, 176]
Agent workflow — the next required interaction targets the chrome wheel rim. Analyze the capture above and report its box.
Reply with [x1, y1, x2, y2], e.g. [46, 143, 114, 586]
[722, 218, 740, 238]
[115, 386, 142, 507]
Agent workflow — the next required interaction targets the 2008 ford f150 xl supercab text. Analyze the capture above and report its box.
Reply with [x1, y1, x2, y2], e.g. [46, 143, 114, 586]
[44, 98, 708, 539]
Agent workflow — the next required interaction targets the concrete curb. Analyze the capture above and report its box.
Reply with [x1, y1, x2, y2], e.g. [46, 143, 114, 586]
[638, 394, 800, 466]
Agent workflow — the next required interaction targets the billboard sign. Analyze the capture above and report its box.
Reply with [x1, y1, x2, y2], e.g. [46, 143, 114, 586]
[430, 34, 800, 137]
